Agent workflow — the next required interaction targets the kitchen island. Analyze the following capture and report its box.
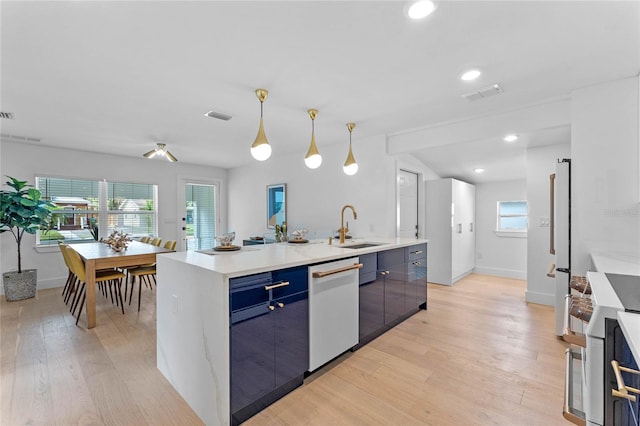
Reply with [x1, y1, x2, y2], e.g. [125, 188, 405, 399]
[156, 237, 427, 425]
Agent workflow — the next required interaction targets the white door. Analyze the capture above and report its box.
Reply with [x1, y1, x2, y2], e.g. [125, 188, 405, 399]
[181, 182, 218, 251]
[399, 169, 419, 238]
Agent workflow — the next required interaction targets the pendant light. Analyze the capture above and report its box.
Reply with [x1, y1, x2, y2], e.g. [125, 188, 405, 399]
[304, 109, 322, 169]
[343, 122, 358, 176]
[250, 88, 272, 161]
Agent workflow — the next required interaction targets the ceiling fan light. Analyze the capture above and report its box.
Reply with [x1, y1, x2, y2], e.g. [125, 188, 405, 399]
[165, 150, 178, 162]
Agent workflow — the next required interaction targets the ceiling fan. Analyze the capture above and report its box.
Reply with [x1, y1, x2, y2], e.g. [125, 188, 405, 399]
[143, 143, 178, 162]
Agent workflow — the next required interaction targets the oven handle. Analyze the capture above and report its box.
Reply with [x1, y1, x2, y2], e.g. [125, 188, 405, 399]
[611, 360, 640, 402]
[564, 348, 586, 426]
[562, 295, 586, 348]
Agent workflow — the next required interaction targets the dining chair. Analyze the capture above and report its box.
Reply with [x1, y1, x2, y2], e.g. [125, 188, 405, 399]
[66, 247, 127, 324]
[140, 236, 151, 243]
[150, 237, 162, 246]
[126, 239, 175, 311]
[58, 242, 78, 304]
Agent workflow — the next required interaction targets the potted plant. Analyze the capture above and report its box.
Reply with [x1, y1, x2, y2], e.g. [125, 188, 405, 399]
[0, 176, 54, 301]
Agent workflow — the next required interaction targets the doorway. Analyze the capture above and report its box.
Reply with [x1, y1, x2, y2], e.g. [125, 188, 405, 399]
[399, 169, 419, 239]
[182, 182, 218, 251]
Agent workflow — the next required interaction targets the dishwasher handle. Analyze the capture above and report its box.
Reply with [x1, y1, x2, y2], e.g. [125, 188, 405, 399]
[312, 263, 363, 278]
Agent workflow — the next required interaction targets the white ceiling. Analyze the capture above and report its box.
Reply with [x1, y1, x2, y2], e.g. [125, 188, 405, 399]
[1, 1, 639, 183]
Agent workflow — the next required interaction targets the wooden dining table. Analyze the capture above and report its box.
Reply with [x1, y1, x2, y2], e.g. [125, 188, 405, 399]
[68, 240, 174, 328]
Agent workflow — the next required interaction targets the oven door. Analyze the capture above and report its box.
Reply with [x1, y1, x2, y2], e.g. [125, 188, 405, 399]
[565, 347, 587, 425]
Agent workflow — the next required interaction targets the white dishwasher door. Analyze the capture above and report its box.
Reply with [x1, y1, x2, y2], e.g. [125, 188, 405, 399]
[308, 257, 361, 372]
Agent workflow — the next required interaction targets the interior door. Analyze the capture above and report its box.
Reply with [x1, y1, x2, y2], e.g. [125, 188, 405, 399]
[182, 183, 217, 251]
[399, 169, 419, 238]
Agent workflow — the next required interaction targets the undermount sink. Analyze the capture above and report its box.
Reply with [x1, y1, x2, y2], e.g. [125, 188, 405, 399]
[339, 242, 383, 249]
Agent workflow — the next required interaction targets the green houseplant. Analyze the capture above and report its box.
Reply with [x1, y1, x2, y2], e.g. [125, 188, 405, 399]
[0, 176, 54, 301]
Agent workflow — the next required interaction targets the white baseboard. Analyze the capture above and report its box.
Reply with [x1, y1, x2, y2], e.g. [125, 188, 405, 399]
[0, 276, 65, 295]
[525, 290, 554, 306]
[474, 266, 527, 280]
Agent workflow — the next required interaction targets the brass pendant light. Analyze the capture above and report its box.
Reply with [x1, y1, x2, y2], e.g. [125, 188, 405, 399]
[304, 109, 322, 169]
[250, 88, 272, 161]
[343, 122, 358, 175]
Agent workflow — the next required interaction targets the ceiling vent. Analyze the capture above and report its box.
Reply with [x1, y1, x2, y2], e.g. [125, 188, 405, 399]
[0, 133, 41, 143]
[204, 110, 232, 121]
[0, 112, 15, 119]
[461, 83, 503, 101]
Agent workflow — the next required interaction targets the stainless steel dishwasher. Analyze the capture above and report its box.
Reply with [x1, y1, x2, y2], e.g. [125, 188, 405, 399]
[308, 257, 362, 371]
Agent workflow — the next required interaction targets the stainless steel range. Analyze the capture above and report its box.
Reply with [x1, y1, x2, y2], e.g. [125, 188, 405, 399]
[563, 271, 640, 426]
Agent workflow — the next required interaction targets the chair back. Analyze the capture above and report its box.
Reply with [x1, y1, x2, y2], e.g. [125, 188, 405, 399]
[163, 240, 177, 250]
[140, 236, 150, 243]
[58, 242, 72, 269]
[150, 237, 162, 246]
[65, 247, 87, 282]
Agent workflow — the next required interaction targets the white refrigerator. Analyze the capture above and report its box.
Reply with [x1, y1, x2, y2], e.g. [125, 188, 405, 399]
[553, 159, 571, 336]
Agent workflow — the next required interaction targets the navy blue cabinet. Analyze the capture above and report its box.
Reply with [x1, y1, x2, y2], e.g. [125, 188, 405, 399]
[358, 253, 384, 341]
[407, 244, 428, 310]
[357, 245, 428, 346]
[379, 247, 407, 326]
[230, 266, 308, 425]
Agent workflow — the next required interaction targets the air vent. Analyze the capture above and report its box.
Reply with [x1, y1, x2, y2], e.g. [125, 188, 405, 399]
[0, 112, 15, 119]
[0, 133, 41, 143]
[204, 110, 232, 121]
[461, 83, 503, 101]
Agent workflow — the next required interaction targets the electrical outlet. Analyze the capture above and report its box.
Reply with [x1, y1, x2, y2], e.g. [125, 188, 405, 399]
[539, 218, 550, 227]
[172, 294, 179, 314]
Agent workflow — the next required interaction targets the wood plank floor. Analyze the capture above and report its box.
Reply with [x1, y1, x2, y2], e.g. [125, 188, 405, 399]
[1, 273, 569, 425]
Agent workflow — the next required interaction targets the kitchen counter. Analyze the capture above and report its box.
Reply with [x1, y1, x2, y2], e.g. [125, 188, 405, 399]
[155, 237, 427, 425]
[159, 237, 427, 278]
[617, 311, 640, 365]
[591, 251, 640, 276]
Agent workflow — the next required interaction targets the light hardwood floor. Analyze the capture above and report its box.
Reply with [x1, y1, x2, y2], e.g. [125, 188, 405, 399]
[1, 273, 569, 425]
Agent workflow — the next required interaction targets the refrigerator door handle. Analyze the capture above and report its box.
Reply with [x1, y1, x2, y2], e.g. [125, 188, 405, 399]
[556, 267, 570, 274]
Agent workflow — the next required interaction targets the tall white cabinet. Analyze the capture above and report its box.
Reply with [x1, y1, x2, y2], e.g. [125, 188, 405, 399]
[426, 178, 476, 285]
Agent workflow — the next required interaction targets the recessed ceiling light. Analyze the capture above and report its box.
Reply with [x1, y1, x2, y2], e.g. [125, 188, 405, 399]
[504, 134, 519, 142]
[460, 69, 481, 81]
[407, 1, 436, 19]
[474, 168, 485, 173]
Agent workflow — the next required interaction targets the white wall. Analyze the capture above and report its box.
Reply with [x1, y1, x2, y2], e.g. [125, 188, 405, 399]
[228, 135, 434, 242]
[526, 143, 571, 305]
[571, 76, 640, 274]
[475, 179, 528, 279]
[0, 141, 228, 293]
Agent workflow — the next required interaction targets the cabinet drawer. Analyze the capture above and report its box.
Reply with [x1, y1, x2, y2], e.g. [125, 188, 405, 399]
[378, 247, 405, 269]
[407, 244, 427, 262]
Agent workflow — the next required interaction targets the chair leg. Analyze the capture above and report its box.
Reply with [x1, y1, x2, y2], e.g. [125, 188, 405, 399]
[65, 276, 78, 305]
[62, 271, 73, 300]
[108, 280, 115, 304]
[116, 279, 125, 314]
[138, 278, 143, 312]
[129, 276, 136, 306]
[75, 288, 87, 325]
[70, 281, 85, 315]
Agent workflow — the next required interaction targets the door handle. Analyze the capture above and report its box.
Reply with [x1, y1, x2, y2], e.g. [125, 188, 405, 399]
[277, 302, 284, 308]
[182, 227, 187, 231]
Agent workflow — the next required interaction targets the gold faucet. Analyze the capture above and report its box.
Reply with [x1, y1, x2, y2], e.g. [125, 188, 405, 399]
[340, 205, 357, 244]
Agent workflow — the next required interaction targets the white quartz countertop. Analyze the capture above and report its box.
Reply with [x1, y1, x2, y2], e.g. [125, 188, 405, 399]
[617, 311, 640, 365]
[591, 252, 640, 276]
[159, 237, 428, 278]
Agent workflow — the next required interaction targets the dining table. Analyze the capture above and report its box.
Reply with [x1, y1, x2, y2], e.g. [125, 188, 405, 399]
[68, 240, 174, 328]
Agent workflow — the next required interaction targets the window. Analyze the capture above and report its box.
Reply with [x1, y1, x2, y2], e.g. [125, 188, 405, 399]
[497, 201, 528, 231]
[36, 177, 157, 245]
